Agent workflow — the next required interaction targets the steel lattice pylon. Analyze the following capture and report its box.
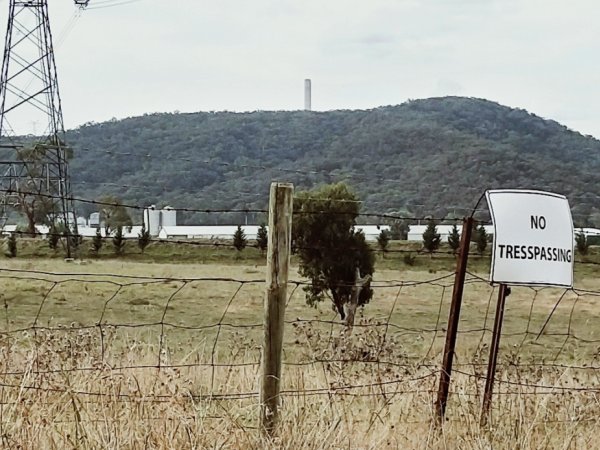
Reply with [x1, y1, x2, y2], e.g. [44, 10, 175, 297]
[0, 0, 79, 256]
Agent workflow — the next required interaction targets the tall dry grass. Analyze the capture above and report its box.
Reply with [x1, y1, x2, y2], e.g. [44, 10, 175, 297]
[0, 323, 597, 450]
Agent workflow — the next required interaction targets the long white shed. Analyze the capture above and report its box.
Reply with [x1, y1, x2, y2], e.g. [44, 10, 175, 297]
[407, 224, 494, 242]
[158, 225, 261, 240]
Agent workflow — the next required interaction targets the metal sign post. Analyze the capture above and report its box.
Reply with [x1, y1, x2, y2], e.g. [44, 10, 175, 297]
[480, 283, 510, 425]
[435, 216, 474, 424]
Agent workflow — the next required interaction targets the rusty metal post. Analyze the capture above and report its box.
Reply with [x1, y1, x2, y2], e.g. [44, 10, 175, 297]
[435, 216, 474, 424]
[480, 283, 510, 426]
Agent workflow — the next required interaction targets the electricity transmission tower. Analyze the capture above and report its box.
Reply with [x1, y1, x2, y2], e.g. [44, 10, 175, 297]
[0, 0, 89, 256]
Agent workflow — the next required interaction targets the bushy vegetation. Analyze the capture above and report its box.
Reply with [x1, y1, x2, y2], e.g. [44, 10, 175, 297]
[448, 224, 461, 255]
[575, 231, 589, 255]
[137, 224, 151, 253]
[476, 224, 488, 255]
[233, 225, 247, 252]
[293, 183, 375, 321]
[256, 223, 268, 254]
[112, 226, 126, 255]
[377, 229, 390, 256]
[422, 220, 441, 255]
[92, 229, 103, 254]
[47, 225, 60, 251]
[4, 232, 16, 257]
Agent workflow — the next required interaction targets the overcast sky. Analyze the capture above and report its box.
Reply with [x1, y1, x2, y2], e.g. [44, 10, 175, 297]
[1, 0, 599, 137]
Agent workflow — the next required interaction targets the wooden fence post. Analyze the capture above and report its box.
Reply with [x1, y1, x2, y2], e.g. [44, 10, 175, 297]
[435, 216, 473, 424]
[260, 182, 293, 437]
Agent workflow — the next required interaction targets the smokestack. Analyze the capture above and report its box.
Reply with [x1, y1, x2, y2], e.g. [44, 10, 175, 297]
[304, 79, 311, 111]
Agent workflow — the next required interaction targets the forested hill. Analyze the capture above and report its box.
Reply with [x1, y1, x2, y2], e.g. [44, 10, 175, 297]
[65, 96, 600, 225]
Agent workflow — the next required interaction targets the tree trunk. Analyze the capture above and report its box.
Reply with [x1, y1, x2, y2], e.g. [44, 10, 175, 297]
[23, 202, 36, 237]
[26, 214, 36, 236]
[345, 267, 372, 329]
[332, 291, 346, 320]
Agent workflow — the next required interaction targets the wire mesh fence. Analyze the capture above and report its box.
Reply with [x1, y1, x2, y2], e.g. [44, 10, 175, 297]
[0, 261, 598, 446]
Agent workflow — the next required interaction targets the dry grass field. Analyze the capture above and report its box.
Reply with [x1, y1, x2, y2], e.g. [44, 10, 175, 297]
[0, 251, 599, 449]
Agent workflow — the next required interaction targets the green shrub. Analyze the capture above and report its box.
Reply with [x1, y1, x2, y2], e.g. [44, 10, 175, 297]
[5, 233, 17, 257]
[403, 253, 416, 266]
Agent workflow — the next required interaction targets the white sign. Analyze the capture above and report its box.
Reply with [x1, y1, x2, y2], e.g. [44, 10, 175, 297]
[486, 189, 574, 287]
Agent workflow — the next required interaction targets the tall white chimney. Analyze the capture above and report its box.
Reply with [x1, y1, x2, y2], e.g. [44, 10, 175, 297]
[304, 79, 311, 111]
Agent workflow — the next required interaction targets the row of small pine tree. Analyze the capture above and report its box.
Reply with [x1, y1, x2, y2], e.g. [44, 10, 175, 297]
[233, 224, 268, 253]
[89, 225, 151, 256]
[2, 224, 270, 257]
[375, 222, 490, 256]
[3, 225, 152, 258]
[376, 221, 592, 257]
[3, 221, 592, 258]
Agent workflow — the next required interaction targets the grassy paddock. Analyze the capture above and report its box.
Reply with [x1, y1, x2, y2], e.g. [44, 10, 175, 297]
[0, 254, 598, 448]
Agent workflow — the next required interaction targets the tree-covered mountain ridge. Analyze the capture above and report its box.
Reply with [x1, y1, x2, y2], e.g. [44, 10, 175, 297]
[66, 96, 600, 226]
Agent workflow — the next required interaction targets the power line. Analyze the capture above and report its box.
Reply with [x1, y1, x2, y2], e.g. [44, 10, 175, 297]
[86, 0, 147, 10]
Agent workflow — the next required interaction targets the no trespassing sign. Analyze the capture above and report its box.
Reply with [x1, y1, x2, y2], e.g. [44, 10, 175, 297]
[486, 189, 574, 288]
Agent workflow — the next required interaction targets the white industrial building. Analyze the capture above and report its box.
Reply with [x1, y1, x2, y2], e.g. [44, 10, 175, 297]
[574, 227, 600, 237]
[156, 224, 389, 241]
[0, 224, 143, 239]
[77, 226, 143, 239]
[144, 206, 177, 236]
[158, 225, 261, 240]
[1, 224, 50, 235]
[89, 212, 100, 228]
[3, 203, 599, 245]
[407, 225, 600, 243]
[355, 225, 390, 241]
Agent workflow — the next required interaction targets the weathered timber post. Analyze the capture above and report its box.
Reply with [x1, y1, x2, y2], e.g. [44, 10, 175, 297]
[260, 182, 293, 437]
[480, 283, 510, 426]
[435, 216, 474, 424]
[345, 267, 372, 328]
